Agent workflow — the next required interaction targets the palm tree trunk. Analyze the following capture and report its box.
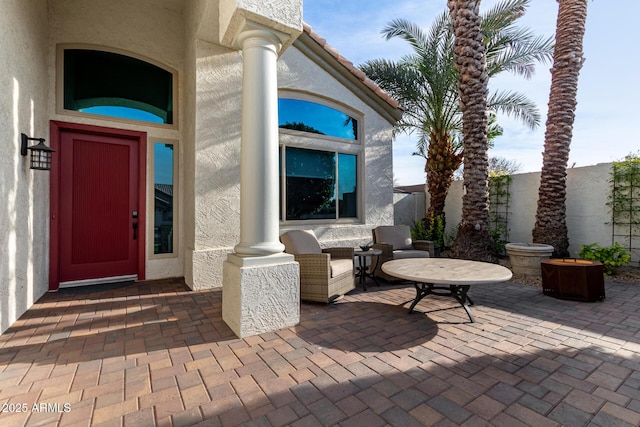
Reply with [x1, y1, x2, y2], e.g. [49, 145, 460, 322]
[426, 130, 463, 228]
[532, 0, 588, 257]
[448, 0, 496, 262]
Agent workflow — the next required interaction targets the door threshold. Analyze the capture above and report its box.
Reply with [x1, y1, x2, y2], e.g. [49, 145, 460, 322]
[58, 274, 138, 288]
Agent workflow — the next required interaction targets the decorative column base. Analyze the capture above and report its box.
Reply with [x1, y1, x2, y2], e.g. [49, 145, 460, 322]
[222, 253, 299, 338]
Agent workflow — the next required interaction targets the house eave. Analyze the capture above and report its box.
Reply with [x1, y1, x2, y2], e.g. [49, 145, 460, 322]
[294, 26, 403, 125]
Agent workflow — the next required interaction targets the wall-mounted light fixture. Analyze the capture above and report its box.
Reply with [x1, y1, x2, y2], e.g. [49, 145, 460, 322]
[20, 133, 54, 171]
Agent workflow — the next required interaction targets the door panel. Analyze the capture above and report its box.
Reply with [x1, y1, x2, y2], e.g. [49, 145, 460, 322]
[58, 129, 140, 283]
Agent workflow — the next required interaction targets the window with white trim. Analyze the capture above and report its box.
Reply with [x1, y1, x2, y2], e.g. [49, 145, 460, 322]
[62, 48, 175, 125]
[152, 140, 177, 256]
[279, 96, 362, 223]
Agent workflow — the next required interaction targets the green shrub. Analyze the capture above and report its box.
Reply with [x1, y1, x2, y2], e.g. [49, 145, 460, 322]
[577, 242, 631, 275]
[489, 222, 509, 257]
[411, 215, 445, 247]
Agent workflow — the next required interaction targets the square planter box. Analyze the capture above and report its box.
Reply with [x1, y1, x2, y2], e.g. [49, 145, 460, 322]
[541, 259, 605, 302]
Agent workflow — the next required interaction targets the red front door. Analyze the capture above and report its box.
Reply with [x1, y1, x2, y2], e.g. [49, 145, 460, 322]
[50, 122, 146, 289]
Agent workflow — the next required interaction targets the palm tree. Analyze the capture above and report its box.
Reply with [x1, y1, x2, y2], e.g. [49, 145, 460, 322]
[446, 0, 495, 261]
[532, 0, 588, 257]
[360, 0, 552, 230]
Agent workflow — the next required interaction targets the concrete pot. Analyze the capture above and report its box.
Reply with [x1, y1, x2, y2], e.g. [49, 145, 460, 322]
[505, 243, 554, 276]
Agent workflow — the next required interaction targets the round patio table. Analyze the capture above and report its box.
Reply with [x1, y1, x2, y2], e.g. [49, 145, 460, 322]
[382, 258, 513, 322]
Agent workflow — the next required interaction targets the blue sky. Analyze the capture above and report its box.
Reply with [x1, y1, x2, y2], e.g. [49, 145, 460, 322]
[303, 0, 639, 185]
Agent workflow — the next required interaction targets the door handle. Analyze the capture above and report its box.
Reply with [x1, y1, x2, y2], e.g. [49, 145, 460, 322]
[132, 222, 138, 240]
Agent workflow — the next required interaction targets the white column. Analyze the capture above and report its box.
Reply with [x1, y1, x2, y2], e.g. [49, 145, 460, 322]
[234, 29, 284, 256]
[222, 27, 299, 338]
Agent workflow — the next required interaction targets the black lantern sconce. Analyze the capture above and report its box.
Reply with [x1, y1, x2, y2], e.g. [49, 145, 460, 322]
[20, 133, 54, 171]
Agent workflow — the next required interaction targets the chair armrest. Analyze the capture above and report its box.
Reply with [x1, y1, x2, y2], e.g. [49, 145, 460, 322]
[294, 253, 331, 266]
[372, 243, 393, 260]
[294, 253, 331, 279]
[413, 240, 434, 255]
[322, 247, 354, 259]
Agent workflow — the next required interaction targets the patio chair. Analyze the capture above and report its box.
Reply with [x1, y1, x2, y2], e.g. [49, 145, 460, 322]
[372, 225, 434, 281]
[280, 230, 355, 303]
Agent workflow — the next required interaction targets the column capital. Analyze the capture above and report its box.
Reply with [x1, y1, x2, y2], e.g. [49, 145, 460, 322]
[219, 1, 302, 52]
[228, 19, 289, 53]
[236, 25, 284, 53]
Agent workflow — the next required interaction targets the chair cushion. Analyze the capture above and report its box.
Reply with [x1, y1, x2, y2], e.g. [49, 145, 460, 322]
[280, 230, 322, 254]
[330, 258, 353, 278]
[393, 249, 430, 259]
[374, 225, 413, 250]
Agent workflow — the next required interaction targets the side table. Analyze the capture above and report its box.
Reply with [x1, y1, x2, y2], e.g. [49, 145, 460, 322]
[353, 249, 382, 291]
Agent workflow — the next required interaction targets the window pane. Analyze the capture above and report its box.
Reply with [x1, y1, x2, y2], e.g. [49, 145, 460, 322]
[64, 49, 173, 124]
[80, 106, 164, 123]
[279, 99, 357, 140]
[286, 147, 336, 220]
[338, 153, 357, 218]
[154, 143, 174, 254]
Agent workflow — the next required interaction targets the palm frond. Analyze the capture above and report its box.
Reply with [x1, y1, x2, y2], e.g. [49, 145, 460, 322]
[488, 90, 541, 129]
[382, 18, 429, 58]
[359, 0, 548, 179]
[486, 29, 554, 78]
[481, 0, 529, 33]
[481, 0, 554, 79]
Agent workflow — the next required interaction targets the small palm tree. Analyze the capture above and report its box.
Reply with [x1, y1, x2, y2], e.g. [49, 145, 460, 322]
[532, 0, 588, 257]
[360, 0, 552, 231]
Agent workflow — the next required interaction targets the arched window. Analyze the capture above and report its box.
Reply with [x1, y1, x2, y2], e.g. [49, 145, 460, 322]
[278, 98, 358, 140]
[278, 95, 362, 222]
[63, 49, 174, 125]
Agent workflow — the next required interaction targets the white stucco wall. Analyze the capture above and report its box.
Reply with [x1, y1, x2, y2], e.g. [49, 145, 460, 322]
[438, 163, 617, 258]
[0, 0, 50, 334]
[188, 40, 243, 290]
[394, 192, 426, 227]
[276, 46, 396, 248]
[47, 0, 186, 282]
[3, 0, 394, 308]
[185, 33, 397, 289]
[565, 163, 612, 251]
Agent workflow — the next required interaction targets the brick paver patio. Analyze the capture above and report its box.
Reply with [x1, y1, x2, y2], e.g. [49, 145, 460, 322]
[1, 276, 640, 426]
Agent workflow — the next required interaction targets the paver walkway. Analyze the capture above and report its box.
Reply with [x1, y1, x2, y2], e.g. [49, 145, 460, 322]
[1, 277, 640, 426]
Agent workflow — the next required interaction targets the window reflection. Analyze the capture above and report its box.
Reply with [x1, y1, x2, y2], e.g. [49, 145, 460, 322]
[284, 147, 357, 221]
[338, 153, 357, 218]
[80, 106, 164, 123]
[64, 49, 174, 124]
[278, 98, 357, 140]
[286, 147, 336, 220]
[154, 143, 174, 254]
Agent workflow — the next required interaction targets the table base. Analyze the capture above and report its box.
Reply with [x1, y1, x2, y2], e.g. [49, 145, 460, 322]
[355, 268, 380, 291]
[409, 283, 476, 322]
[355, 254, 381, 291]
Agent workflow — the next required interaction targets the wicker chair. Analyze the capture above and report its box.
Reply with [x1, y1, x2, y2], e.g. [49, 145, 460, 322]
[372, 225, 434, 281]
[280, 230, 355, 303]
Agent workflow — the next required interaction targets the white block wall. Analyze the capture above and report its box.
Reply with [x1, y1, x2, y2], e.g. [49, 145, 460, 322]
[394, 163, 638, 263]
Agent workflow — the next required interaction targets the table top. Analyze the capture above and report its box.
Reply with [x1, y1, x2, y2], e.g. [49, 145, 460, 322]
[354, 248, 382, 257]
[382, 258, 512, 285]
